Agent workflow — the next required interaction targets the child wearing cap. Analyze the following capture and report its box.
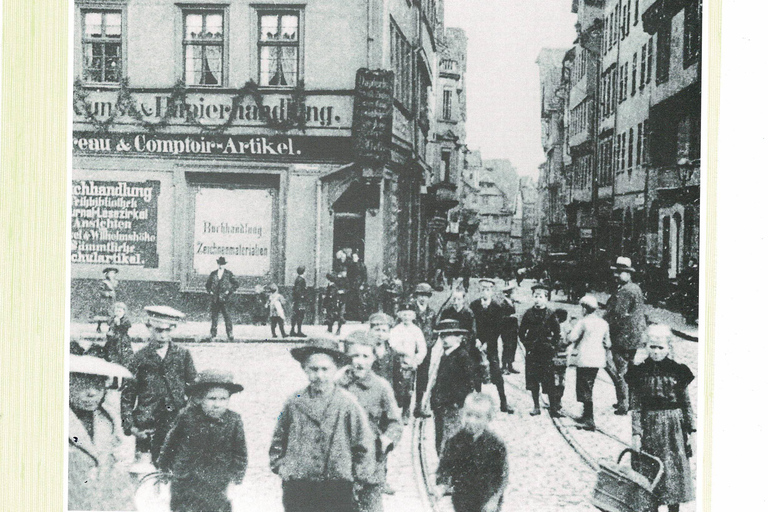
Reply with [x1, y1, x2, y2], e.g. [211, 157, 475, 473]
[157, 370, 248, 512]
[389, 303, 428, 422]
[338, 331, 403, 512]
[121, 306, 197, 464]
[518, 283, 561, 416]
[69, 355, 135, 511]
[436, 392, 509, 512]
[270, 339, 376, 512]
[368, 312, 397, 389]
[105, 302, 133, 367]
[549, 308, 572, 418]
[266, 284, 288, 338]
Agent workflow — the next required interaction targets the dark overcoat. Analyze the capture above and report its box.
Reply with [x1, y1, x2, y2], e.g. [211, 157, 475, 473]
[157, 405, 248, 512]
[121, 342, 197, 434]
[605, 281, 647, 350]
[431, 346, 480, 412]
[206, 269, 240, 303]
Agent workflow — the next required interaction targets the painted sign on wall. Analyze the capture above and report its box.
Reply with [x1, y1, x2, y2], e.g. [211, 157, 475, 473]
[193, 188, 273, 277]
[71, 180, 160, 267]
[352, 68, 394, 164]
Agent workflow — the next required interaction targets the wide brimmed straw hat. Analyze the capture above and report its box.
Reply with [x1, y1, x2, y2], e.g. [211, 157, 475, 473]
[187, 369, 244, 395]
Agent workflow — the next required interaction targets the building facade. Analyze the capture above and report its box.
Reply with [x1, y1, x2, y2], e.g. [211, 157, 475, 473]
[71, 0, 450, 320]
[539, 0, 701, 288]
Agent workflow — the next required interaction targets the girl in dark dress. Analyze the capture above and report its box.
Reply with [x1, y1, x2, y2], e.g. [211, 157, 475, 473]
[158, 370, 248, 512]
[626, 325, 695, 512]
[104, 302, 133, 366]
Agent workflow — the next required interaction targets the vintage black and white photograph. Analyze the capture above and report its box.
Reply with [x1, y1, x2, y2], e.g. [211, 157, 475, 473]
[68, 0, 704, 511]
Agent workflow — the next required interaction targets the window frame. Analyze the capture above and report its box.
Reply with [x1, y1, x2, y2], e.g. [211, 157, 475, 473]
[640, 44, 647, 89]
[181, 6, 229, 88]
[80, 7, 126, 85]
[442, 88, 453, 121]
[390, 19, 413, 113]
[656, 22, 671, 85]
[683, 1, 702, 68]
[631, 53, 637, 96]
[255, 8, 303, 89]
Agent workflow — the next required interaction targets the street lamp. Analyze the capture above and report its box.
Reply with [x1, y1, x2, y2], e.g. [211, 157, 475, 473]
[676, 157, 694, 188]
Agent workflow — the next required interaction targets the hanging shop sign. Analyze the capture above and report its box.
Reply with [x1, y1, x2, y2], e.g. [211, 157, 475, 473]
[72, 132, 353, 162]
[193, 188, 273, 277]
[71, 180, 160, 267]
[352, 68, 394, 165]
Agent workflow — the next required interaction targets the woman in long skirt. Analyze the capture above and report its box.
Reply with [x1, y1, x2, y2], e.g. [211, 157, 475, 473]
[626, 325, 695, 512]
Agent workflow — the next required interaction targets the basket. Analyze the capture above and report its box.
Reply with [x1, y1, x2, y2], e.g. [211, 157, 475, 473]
[591, 448, 664, 512]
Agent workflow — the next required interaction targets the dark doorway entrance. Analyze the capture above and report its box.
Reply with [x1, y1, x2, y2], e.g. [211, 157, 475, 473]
[333, 213, 365, 259]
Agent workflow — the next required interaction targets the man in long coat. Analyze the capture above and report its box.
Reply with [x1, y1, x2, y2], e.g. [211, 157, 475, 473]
[121, 306, 197, 464]
[604, 257, 646, 415]
[206, 256, 239, 341]
[412, 283, 438, 417]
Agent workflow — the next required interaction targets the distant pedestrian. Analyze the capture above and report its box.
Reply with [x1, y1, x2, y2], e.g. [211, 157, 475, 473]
[158, 370, 248, 512]
[69, 355, 135, 511]
[121, 306, 196, 465]
[436, 392, 509, 512]
[412, 283, 438, 418]
[270, 338, 376, 512]
[206, 257, 240, 341]
[550, 308, 571, 418]
[626, 325, 695, 512]
[338, 331, 403, 512]
[604, 257, 646, 415]
[324, 273, 346, 334]
[290, 266, 308, 337]
[499, 284, 520, 374]
[430, 319, 481, 455]
[518, 282, 560, 416]
[389, 302, 428, 422]
[368, 312, 396, 389]
[470, 279, 514, 414]
[104, 302, 133, 366]
[347, 253, 368, 321]
[266, 284, 288, 338]
[95, 267, 119, 333]
[567, 296, 611, 431]
[439, 288, 476, 344]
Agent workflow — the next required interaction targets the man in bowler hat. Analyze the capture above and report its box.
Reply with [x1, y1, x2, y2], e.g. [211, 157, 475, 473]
[206, 256, 240, 341]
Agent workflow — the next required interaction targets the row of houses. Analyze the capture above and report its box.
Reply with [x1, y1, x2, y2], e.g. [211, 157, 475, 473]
[70, 0, 469, 318]
[536, 0, 702, 283]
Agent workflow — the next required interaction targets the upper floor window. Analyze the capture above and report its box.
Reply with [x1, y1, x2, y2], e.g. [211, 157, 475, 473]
[258, 12, 300, 87]
[82, 11, 122, 83]
[656, 22, 671, 84]
[183, 11, 225, 86]
[442, 89, 452, 120]
[390, 21, 412, 109]
[683, 1, 702, 68]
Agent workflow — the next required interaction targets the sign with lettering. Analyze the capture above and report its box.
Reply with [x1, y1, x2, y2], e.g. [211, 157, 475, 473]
[193, 188, 273, 277]
[352, 68, 394, 164]
[74, 90, 352, 129]
[71, 180, 160, 267]
[72, 132, 353, 162]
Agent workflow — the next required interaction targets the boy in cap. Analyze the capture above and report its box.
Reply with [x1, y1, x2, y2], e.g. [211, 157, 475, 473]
[338, 331, 403, 511]
[95, 267, 119, 332]
[158, 370, 248, 512]
[368, 312, 397, 388]
[324, 273, 346, 334]
[470, 279, 514, 414]
[518, 283, 561, 416]
[499, 284, 520, 374]
[266, 283, 288, 338]
[121, 306, 197, 464]
[69, 355, 135, 510]
[290, 266, 308, 337]
[389, 302, 428, 422]
[270, 338, 376, 512]
[206, 257, 240, 341]
[436, 392, 509, 512]
[412, 283, 438, 417]
[430, 319, 482, 455]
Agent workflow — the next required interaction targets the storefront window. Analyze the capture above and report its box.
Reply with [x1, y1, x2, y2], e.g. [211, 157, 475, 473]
[259, 12, 300, 87]
[183, 11, 225, 86]
[82, 11, 122, 83]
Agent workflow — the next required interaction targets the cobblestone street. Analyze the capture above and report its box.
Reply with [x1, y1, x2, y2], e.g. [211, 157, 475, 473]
[90, 278, 699, 511]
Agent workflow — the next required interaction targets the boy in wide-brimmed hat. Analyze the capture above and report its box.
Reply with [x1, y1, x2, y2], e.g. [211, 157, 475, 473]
[337, 331, 403, 511]
[429, 319, 482, 455]
[518, 282, 561, 416]
[389, 301, 428, 423]
[270, 338, 376, 512]
[158, 370, 248, 512]
[69, 355, 135, 511]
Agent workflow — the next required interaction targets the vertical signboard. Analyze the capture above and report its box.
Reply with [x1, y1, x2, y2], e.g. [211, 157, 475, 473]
[193, 188, 274, 277]
[352, 68, 394, 165]
[71, 180, 160, 267]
